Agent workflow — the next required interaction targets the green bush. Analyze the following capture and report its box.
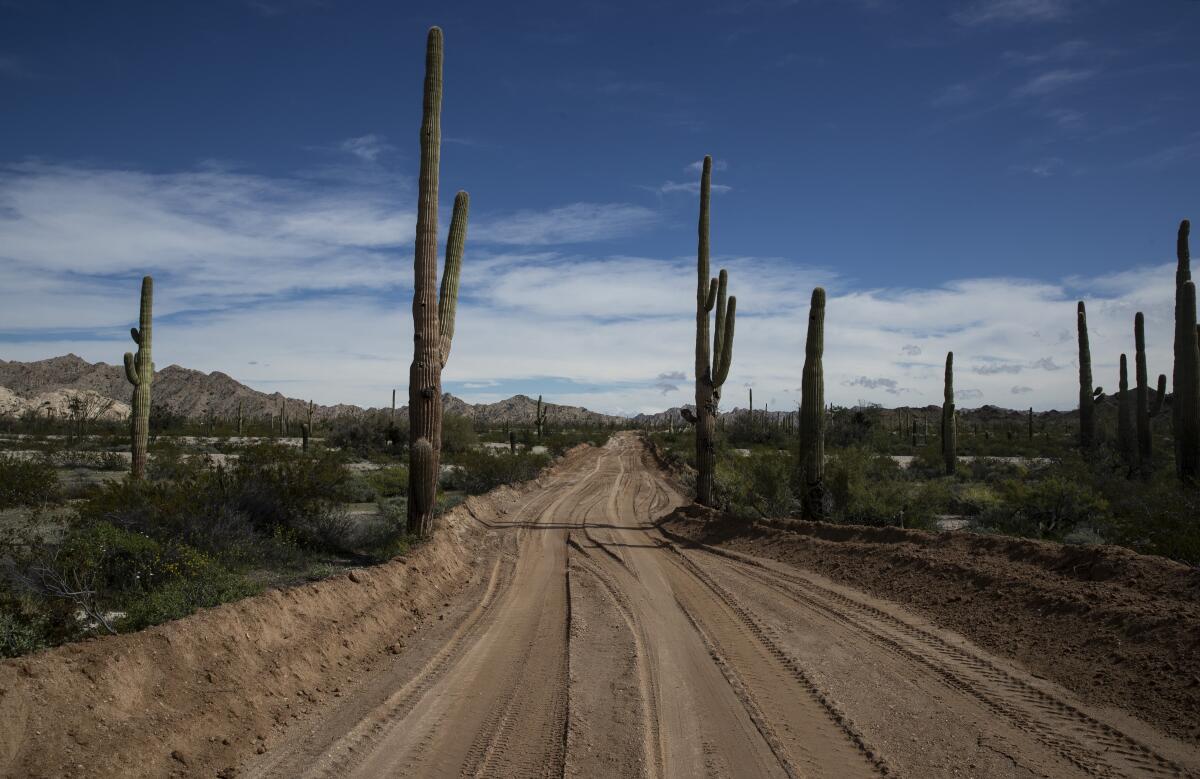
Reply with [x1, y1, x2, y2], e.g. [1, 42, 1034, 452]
[0, 609, 49, 658]
[979, 471, 1109, 539]
[717, 449, 795, 519]
[441, 450, 550, 494]
[120, 566, 260, 631]
[0, 454, 59, 508]
[367, 466, 408, 498]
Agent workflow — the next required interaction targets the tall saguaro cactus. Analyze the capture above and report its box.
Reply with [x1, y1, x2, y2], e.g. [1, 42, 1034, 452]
[1175, 220, 1197, 481]
[123, 276, 154, 480]
[799, 288, 826, 519]
[1179, 280, 1200, 483]
[408, 27, 470, 535]
[1117, 354, 1136, 468]
[941, 352, 956, 476]
[1077, 301, 1100, 448]
[689, 155, 736, 507]
[1134, 312, 1153, 468]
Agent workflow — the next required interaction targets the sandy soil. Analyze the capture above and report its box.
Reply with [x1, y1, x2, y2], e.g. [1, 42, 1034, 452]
[3, 433, 1198, 777]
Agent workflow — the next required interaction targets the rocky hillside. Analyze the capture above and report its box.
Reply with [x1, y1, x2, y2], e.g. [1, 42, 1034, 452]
[0, 355, 626, 426]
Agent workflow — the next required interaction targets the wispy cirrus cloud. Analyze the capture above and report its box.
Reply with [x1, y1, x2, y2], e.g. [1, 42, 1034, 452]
[953, 0, 1071, 27]
[472, 202, 658, 245]
[1013, 68, 1095, 97]
[338, 134, 394, 162]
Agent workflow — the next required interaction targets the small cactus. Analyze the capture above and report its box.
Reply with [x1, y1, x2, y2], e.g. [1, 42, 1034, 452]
[536, 395, 547, 438]
[941, 352, 956, 476]
[509, 430, 516, 454]
[799, 288, 826, 519]
[301, 422, 310, 452]
[123, 276, 154, 480]
[1134, 312, 1154, 469]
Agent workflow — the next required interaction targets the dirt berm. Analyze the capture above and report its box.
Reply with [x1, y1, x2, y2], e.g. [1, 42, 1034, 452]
[660, 505, 1200, 747]
[0, 445, 595, 779]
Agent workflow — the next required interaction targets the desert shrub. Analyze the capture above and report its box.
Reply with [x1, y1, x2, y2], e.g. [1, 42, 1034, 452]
[0, 608, 49, 658]
[950, 482, 1002, 516]
[121, 566, 259, 631]
[367, 465, 408, 498]
[441, 450, 549, 494]
[965, 456, 1025, 484]
[979, 472, 1109, 539]
[1098, 471, 1200, 564]
[441, 414, 478, 455]
[717, 449, 795, 519]
[0, 454, 59, 508]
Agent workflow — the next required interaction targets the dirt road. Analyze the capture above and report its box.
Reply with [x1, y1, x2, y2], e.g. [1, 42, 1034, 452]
[238, 434, 1199, 778]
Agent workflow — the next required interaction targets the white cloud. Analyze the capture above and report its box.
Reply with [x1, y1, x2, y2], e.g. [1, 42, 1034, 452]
[953, 0, 1071, 27]
[932, 83, 975, 107]
[685, 159, 729, 173]
[0, 161, 1184, 415]
[1013, 68, 1095, 97]
[338, 134, 394, 162]
[472, 202, 657, 245]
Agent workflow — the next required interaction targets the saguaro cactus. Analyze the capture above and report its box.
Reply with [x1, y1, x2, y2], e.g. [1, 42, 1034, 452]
[1134, 312, 1153, 469]
[536, 395, 548, 438]
[123, 276, 154, 480]
[941, 352, 956, 476]
[407, 27, 470, 535]
[1117, 354, 1136, 468]
[1077, 301, 1100, 448]
[237, 401, 244, 437]
[301, 423, 310, 452]
[687, 155, 736, 507]
[509, 430, 516, 454]
[1179, 280, 1200, 483]
[799, 288, 826, 519]
[1175, 220, 1196, 480]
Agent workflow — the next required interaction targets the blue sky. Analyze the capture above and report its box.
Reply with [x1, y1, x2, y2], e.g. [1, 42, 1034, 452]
[1, 0, 1198, 413]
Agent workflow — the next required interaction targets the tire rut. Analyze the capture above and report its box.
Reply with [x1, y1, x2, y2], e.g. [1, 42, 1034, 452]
[677, 539, 1189, 779]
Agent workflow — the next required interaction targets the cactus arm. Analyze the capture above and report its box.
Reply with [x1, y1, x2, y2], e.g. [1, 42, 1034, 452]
[713, 296, 736, 388]
[130, 327, 140, 345]
[124, 352, 139, 385]
[438, 190, 469, 368]
[712, 269, 728, 371]
[680, 407, 697, 425]
[704, 277, 718, 312]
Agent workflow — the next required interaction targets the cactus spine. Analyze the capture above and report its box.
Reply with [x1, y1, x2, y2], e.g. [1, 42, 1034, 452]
[689, 155, 736, 507]
[799, 288, 826, 519]
[1077, 301, 1097, 449]
[1179, 280, 1200, 483]
[536, 395, 547, 438]
[123, 276, 153, 480]
[408, 27, 470, 535]
[1117, 354, 1135, 468]
[942, 351, 956, 476]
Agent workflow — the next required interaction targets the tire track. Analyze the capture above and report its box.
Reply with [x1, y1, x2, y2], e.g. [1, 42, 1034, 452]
[678, 539, 1188, 778]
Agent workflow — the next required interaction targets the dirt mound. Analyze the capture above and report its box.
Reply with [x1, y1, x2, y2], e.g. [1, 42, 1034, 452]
[0, 451, 586, 779]
[660, 506, 1200, 746]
